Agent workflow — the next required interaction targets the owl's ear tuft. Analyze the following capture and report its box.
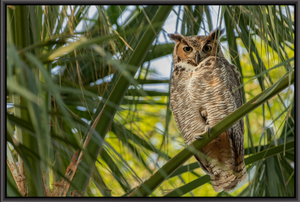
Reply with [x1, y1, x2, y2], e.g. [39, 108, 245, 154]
[208, 28, 225, 41]
[168, 33, 183, 42]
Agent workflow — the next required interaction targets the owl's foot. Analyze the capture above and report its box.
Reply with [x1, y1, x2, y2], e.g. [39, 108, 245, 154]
[194, 125, 211, 140]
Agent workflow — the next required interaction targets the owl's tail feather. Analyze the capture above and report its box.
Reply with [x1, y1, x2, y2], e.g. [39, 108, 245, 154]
[220, 155, 247, 192]
[210, 170, 236, 192]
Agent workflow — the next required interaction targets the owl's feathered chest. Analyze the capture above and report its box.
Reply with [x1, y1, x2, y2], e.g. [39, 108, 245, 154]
[170, 57, 243, 145]
[170, 63, 209, 144]
[171, 68, 198, 103]
[170, 62, 210, 110]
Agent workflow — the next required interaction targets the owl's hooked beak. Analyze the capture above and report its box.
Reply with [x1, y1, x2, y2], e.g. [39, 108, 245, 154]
[195, 51, 201, 65]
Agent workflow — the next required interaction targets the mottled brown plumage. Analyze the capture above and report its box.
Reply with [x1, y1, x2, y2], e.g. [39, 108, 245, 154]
[169, 29, 247, 192]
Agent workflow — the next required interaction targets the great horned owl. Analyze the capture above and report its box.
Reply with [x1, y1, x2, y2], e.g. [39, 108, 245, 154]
[168, 29, 247, 192]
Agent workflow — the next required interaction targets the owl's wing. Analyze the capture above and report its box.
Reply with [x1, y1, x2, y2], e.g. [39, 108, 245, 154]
[192, 56, 244, 156]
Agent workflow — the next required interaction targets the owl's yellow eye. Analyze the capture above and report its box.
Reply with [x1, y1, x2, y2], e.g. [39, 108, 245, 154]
[183, 47, 193, 53]
[203, 45, 212, 52]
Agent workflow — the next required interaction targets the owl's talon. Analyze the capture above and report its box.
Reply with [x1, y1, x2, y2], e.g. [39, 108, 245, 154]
[194, 134, 206, 140]
[205, 125, 211, 138]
